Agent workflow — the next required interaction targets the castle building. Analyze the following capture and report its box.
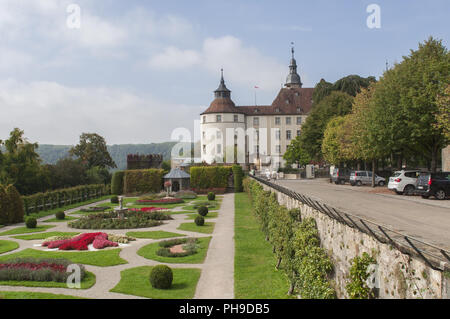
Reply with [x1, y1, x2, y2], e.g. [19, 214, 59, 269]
[200, 48, 314, 170]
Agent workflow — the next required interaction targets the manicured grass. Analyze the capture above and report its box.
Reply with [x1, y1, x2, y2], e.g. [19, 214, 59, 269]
[12, 232, 80, 241]
[181, 203, 220, 211]
[185, 211, 218, 220]
[166, 210, 196, 215]
[177, 222, 215, 234]
[111, 266, 201, 299]
[0, 291, 85, 299]
[27, 195, 111, 219]
[234, 192, 292, 299]
[137, 236, 211, 264]
[126, 231, 186, 239]
[0, 225, 56, 236]
[43, 216, 78, 223]
[0, 271, 96, 289]
[0, 248, 127, 267]
[0, 240, 19, 254]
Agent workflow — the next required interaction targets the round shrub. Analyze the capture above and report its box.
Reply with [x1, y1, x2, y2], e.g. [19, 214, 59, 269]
[197, 206, 208, 217]
[207, 192, 215, 201]
[55, 211, 65, 220]
[195, 215, 205, 226]
[110, 195, 119, 204]
[25, 217, 37, 229]
[149, 265, 173, 289]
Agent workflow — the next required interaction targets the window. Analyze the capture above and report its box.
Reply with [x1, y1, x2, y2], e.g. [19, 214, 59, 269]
[297, 107, 302, 113]
[275, 130, 281, 140]
[275, 117, 280, 125]
[202, 131, 205, 139]
[286, 130, 292, 140]
[297, 130, 301, 137]
[203, 145, 206, 154]
[296, 117, 302, 125]
[254, 109, 259, 113]
[295, 92, 299, 97]
[276, 145, 281, 153]
[285, 99, 289, 105]
[255, 129, 259, 140]
[275, 108, 280, 113]
[234, 114, 238, 122]
[216, 144, 222, 154]
[203, 116, 206, 123]
[286, 117, 291, 125]
[253, 117, 259, 125]
[254, 145, 259, 154]
[216, 115, 222, 122]
[216, 130, 221, 139]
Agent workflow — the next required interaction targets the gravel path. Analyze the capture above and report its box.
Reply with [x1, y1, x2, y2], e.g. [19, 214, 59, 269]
[0, 194, 235, 299]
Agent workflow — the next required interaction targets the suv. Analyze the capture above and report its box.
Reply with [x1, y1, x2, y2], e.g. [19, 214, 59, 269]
[331, 168, 353, 185]
[416, 172, 450, 200]
[388, 170, 420, 195]
[350, 171, 386, 186]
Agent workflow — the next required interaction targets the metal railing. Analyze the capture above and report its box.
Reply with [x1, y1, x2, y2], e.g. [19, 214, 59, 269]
[250, 174, 450, 271]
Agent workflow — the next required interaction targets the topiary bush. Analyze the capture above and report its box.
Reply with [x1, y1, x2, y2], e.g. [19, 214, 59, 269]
[110, 195, 119, 204]
[55, 211, 66, 220]
[111, 171, 124, 195]
[198, 206, 208, 217]
[149, 265, 173, 289]
[195, 215, 205, 226]
[25, 217, 37, 229]
[232, 164, 244, 192]
[207, 192, 215, 201]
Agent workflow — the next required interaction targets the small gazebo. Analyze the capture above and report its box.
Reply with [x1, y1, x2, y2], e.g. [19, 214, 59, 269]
[164, 168, 190, 192]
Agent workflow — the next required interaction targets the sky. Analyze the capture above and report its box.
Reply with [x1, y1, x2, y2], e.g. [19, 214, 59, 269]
[0, 0, 448, 145]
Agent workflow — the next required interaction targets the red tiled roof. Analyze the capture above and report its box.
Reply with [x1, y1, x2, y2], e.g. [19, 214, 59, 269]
[200, 97, 238, 115]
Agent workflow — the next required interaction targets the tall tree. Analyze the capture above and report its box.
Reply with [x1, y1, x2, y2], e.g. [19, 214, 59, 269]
[283, 136, 311, 167]
[435, 84, 450, 142]
[70, 133, 116, 169]
[322, 115, 354, 165]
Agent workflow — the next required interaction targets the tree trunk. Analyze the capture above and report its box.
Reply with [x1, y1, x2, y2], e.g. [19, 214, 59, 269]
[272, 246, 276, 254]
[276, 257, 282, 270]
[372, 159, 376, 188]
[287, 280, 295, 295]
[431, 146, 438, 173]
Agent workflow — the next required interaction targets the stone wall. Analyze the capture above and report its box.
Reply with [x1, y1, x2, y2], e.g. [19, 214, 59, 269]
[259, 182, 449, 299]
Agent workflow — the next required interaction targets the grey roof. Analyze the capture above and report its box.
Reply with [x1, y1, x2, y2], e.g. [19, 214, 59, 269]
[164, 168, 190, 179]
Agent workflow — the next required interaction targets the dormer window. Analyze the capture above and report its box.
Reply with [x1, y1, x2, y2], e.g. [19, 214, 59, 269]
[295, 92, 299, 97]
[254, 109, 259, 113]
[285, 100, 289, 105]
[297, 107, 302, 113]
[275, 108, 280, 113]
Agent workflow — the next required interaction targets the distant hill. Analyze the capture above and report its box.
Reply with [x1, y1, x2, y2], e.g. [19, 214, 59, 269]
[37, 142, 178, 170]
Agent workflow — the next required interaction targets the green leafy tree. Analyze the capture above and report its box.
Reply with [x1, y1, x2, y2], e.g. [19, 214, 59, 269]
[322, 115, 354, 165]
[283, 136, 311, 167]
[435, 84, 450, 142]
[70, 133, 116, 169]
[332, 75, 376, 97]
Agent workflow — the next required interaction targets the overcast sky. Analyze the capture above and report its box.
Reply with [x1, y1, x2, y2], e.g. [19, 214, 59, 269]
[0, 0, 449, 145]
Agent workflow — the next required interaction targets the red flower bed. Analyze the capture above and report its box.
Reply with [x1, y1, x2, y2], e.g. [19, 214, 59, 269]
[0, 261, 66, 273]
[136, 198, 183, 204]
[128, 207, 167, 212]
[43, 232, 117, 251]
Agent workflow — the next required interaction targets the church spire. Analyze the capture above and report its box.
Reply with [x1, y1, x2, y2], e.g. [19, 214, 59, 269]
[285, 43, 302, 88]
[214, 68, 231, 98]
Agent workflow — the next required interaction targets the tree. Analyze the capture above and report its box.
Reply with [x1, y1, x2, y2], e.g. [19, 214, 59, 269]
[322, 115, 354, 165]
[70, 133, 116, 169]
[283, 136, 311, 167]
[46, 158, 89, 189]
[332, 75, 376, 97]
[435, 84, 450, 142]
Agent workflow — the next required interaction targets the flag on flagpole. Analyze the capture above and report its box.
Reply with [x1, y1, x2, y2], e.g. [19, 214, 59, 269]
[254, 86, 259, 89]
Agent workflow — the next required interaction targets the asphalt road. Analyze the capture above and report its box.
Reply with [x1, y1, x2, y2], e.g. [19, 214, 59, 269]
[275, 179, 450, 250]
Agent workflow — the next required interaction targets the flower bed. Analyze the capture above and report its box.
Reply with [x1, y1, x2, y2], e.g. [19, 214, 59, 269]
[80, 206, 111, 213]
[135, 198, 184, 205]
[128, 207, 167, 212]
[68, 211, 172, 230]
[43, 232, 118, 251]
[0, 258, 86, 282]
[156, 238, 199, 258]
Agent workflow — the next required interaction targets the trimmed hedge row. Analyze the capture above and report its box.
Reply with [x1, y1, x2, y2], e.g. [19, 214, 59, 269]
[232, 165, 243, 192]
[0, 185, 25, 225]
[123, 169, 164, 195]
[111, 171, 124, 195]
[22, 184, 109, 215]
[190, 166, 232, 190]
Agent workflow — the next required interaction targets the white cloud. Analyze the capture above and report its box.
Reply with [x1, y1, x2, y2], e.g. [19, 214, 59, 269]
[149, 47, 201, 69]
[0, 80, 203, 144]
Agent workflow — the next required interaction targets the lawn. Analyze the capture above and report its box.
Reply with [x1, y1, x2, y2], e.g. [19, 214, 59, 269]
[165, 210, 196, 215]
[0, 248, 127, 267]
[0, 291, 85, 299]
[0, 271, 96, 289]
[126, 231, 186, 239]
[111, 266, 201, 299]
[0, 240, 19, 254]
[0, 225, 56, 236]
[177, 222, 215, 234]
[185, 211, 218, 220]
[234, 192, 292, 299]
[12, 232, 80, 241]
[43, 216, 78, 223]
[27, 195, 111, 219]
[137, 236, 211, 264]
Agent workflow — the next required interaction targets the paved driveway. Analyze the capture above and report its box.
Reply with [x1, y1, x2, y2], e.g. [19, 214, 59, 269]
[275, 179, 450, 250]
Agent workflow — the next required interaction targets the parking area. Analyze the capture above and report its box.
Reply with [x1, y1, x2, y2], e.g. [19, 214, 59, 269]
[275, 178, 450, 249]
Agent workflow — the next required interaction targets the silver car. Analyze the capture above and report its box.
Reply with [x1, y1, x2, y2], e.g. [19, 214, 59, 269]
[350, 170, 386, 186]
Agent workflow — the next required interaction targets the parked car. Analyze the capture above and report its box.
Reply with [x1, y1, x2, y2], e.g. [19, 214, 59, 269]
[331, 168, 353, 185]
[350, 171, 386, 186]
[415, 171, 450, 200]
[387, 170, 421, 195]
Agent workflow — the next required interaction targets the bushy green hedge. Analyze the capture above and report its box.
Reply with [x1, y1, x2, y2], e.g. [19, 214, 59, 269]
[232, 165, 244, 192]
[0, 185, 25, 225]
[246, 179, 335, 298]
[111, 171, 124, 195]
[22, 184, 109, 215]
[190, 166, 232, 190]
[123, 169, 164, 195]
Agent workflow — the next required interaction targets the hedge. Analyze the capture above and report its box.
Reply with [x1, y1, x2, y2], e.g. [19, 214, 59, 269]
[22, 184, 109, 215]
[232, 165, 244, 192]
[0, 185, 25, 225]
[111, 171, 124, 195]
[190, 166, 232, 190]
[123, 169, 164, 195]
